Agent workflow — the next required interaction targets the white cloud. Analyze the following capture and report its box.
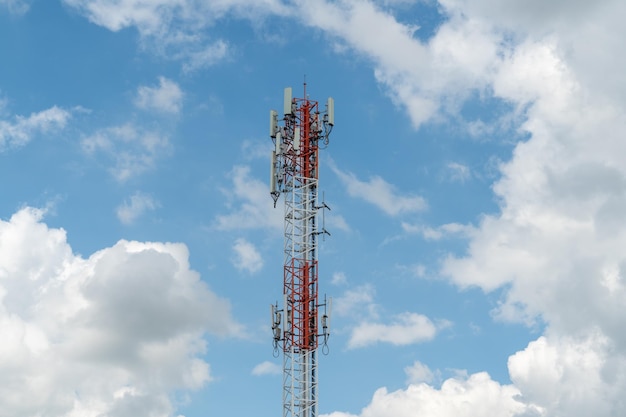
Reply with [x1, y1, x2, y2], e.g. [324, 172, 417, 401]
[446, 162, 471, 183]
[347, 312, 441, 349]
[0, 207, 241, 416]
[82, 123, 171, 181]
[401, 222, 474, 240]
[0, 106, 71, 150]
[404, 360, 435, 385]
[62, 0, 230, 71]
[327, 211, 351, 233]
[331, 271, 347, 286]
[63, 0, 288, 34]
[62, 0, 194, 34]
[214, 165, 283, 230]
[251, 360, 281, 376]
[116, 192, 159, 225]
[396, 1, 626, 415]
[0, 0, 29, 14]
[135, 76, 183, 114]
[180, 40, 229, 73]
[322, 372, 539, 417]
[335, 283, 445, 350]
[507, 332, 624, 417]
[62, 0, 290, 71]
[231, 238, 263, 274]
[297, 0, 501, 128]
[334, 284, 377, 318]
[331, 164, 427, 216]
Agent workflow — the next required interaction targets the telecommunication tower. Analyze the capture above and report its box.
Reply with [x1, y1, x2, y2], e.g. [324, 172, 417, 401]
[270, 84, 334, 417]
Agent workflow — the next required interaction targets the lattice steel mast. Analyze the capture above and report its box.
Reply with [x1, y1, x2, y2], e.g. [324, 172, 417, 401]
[270, 84, 334, 417]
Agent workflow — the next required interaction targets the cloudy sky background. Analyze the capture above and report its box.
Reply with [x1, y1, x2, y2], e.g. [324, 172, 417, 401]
[1, 0, 626, 416]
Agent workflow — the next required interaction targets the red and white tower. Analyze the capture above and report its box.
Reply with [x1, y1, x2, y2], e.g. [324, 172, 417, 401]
[270, 84, 334, 417]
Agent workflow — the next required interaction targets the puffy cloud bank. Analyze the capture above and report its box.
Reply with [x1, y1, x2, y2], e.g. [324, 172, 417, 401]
[0, 207, 240, 416]
[318, 0, 626, 416]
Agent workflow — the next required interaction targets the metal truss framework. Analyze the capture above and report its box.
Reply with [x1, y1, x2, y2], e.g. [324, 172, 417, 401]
[270, 84, 334, 417]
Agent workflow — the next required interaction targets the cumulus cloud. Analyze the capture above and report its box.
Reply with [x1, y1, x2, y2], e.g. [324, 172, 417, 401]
[82, 123, 171, 181]
[0, 106, 71, 150]
[330, 164, 427, 216]
[327, 213, 351, 233]
[214, 165, 282, 230]
[251, 360, 281, 376]
[0, 207, 241, 416]
[347, 312, 442, 349]
[116, 192, 160, 225]
[231, 238, 263, 274]
[134, 76, 183, 114]
[334, 282, 444, 350]
[321, 372, 541, 417]
[297, 0, 501, 128]
[404, 360, 436, 385]
[437, 35, 626, 411]
[334, 284, 377, 318]
[331, 271, 347, 286]
[508, 332, 617, 417]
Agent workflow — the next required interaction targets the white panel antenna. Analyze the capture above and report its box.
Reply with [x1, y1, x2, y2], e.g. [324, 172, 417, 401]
[275, 131, 282, 155]
[270, 110, 278, 138]
[327, 97, 334, 126]
[284, 87, 293, 115]
[293, 127, 300, 153]
[270, 151, 277, 194]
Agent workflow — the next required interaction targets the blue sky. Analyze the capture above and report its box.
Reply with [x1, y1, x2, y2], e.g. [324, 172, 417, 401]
[1, 1, 626, 416]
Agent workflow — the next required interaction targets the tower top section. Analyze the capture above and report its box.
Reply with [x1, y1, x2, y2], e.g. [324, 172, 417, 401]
[269, 85, 334, 207]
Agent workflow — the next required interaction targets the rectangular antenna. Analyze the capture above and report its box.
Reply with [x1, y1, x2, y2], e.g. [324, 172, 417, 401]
[270, 151, 277, 194]
[284, 87, 293, 115]
[270, 110, 278, 137]
[327, 97, 334, 126]
[275, 131, 282, 155]
[294, 127, 300, 153]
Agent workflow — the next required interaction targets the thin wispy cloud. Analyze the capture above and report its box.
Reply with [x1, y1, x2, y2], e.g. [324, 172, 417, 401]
[330, 162, 427, 216]
[116, 192, 159, 225]
[82, 123, 171, 182]
[0, 106, 71, 150]
[214, 165, 282, 231]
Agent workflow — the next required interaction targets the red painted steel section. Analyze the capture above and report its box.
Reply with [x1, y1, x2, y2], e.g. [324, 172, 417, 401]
[283, 87, 321, 352]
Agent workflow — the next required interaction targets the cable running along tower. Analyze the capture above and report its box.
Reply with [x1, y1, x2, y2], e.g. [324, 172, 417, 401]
[270, 84, 334, 417]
